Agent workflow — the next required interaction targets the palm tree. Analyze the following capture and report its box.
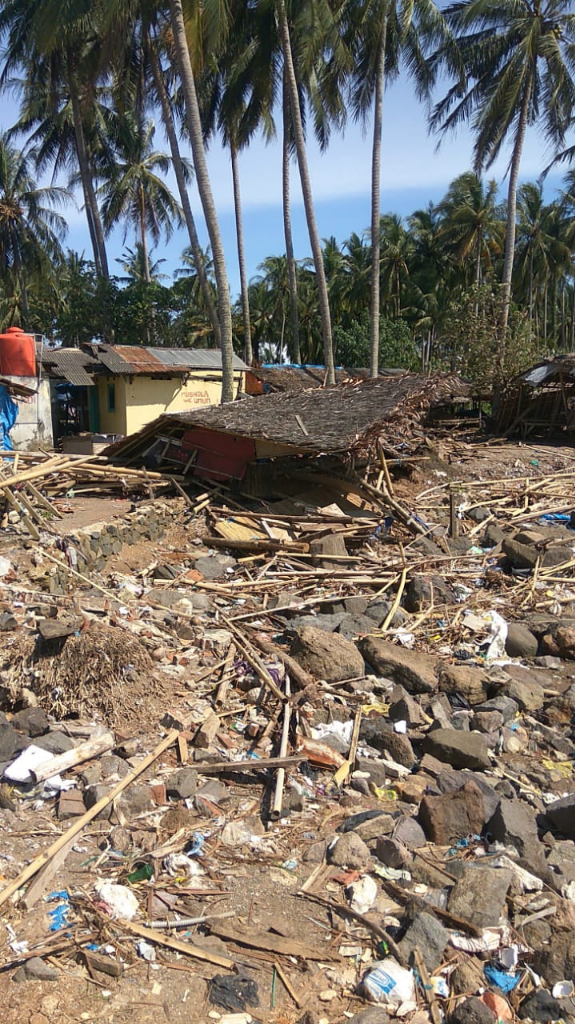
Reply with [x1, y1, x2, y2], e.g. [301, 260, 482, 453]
[167, 0, 235, 402]
[97, 116, 185, 283]
[437, 172, 502, 289]
[0, 19, 111, 279]
[277, 0, 344, 384]
[431, 0, 575, 343]
[0, 133, 68, 323]
[379, 213, 413, 319]
[145, 25, 222, 348]
[515, 182, 552, 323]
[346, 0, 448, 377]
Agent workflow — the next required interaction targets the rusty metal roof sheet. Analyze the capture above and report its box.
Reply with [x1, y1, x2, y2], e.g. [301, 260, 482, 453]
[111, 347, 165, 372]
[103, 346, 248, 374]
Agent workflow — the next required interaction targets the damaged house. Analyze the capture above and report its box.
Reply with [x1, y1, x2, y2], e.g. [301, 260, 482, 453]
[106, 372, 469, 512]
[495, 354, 575, 437]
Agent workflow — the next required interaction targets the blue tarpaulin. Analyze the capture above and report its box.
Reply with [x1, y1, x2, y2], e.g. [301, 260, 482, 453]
[0, 386, 18, 450]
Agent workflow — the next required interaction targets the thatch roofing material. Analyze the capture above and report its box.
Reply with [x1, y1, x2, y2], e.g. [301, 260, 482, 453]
[107, 371, 469, 458]
[247, 365, 381, 393]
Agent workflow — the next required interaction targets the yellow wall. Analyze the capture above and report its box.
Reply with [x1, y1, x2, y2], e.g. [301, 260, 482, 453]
[98, 375, 128, 436]
[98, 371, 244, 437]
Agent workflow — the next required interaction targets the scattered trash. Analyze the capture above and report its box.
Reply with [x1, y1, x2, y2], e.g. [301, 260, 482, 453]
[209, 972, 260, 1012]
[360, 959, 415, 1007]
[94, 881, 139, 921]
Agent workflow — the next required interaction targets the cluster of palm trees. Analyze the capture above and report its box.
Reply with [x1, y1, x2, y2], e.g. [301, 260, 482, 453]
[248, 170, 575, 370]
[0, 0, 575, 399]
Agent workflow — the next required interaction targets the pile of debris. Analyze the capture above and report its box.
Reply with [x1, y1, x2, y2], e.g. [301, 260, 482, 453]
[1, 435, 575, 1024]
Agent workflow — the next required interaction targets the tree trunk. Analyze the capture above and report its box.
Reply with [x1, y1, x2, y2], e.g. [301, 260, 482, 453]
[147, 34, 221, 347]
[475, 229, 482, 288]
[168, 0, 234, 403]
[570, 281, 575, 349]
[282, 71, 301, 365]
[12, 228, 29, 321]
[278, 0, 335, 384]
[139, 185, 151, 284]
[68, 67, 109, 281]
[500, 73, 533, 347]
[544, 284, 548, 339]
[230, 140, 253, 365]
[370, 16, 388, 378]
[528, 249, 534, 319]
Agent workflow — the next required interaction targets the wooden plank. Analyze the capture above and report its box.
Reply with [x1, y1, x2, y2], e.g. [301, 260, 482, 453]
[117, 920, 236, 969]
[31, 731, 115, 784]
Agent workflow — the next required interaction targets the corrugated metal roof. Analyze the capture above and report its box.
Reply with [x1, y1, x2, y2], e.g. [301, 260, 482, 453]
[108, 346, 248, 373]
[111, 347, 165, 372]
[44, 349, 98, 387]
[97, 345, 137, 374]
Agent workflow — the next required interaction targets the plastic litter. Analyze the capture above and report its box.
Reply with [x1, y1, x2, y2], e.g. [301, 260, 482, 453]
[163, 853, 205, 879]
[186, 832, 205, 857]
[46, 890, 72, 932]
[4, 745, 55, 783]
[346, 875, 378, 915]
[136, 939, 156, 962]
[360, 958, 415, 1007]
[552, 981, 574, 998]
[94, 880, 139, 921]
[484, 964, 520, 992]
[209, 970, 260, 1012]
[480, 991, 513, 1021]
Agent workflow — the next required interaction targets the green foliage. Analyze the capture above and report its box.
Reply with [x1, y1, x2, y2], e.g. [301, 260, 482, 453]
[439, 284, 549, 384]
[333, 311, 419, 370]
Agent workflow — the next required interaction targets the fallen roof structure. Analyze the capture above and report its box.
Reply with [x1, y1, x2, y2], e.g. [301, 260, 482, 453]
[107, 371, 469, 462]
[245, 364, 404, 394]
[494, 354, 575, 437]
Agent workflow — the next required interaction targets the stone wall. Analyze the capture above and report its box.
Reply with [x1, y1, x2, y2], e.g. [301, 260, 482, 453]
[45, 503, 172, 595]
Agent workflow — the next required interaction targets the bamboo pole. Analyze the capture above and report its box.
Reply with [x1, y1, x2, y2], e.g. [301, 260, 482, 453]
[270, 678, 291, 820]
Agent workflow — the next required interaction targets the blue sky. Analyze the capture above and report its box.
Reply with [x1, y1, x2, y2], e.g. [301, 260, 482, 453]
[1, 71, 569, 298]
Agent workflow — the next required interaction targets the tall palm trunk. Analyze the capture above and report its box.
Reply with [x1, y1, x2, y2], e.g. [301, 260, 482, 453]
[282, 71, 301, 365]
[570, 281, 575, 349]
[147, 34, 221, 347]
[528, 249, 534, 319]
[168, 0, 234, 403]
[500, 74, 533, 346]
[139, 185, 151, 284]
[278, 0, 335, 384]
[230, 140, 253, 365]
[68, 68, 109, 281]
[370, 14, 388, 378]
[12, 228, 29, 321]
[475, 229, 482, 288]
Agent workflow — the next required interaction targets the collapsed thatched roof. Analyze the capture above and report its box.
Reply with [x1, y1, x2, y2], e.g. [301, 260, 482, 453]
[246, 365, 404, 393]
[108, 371, 469, 457]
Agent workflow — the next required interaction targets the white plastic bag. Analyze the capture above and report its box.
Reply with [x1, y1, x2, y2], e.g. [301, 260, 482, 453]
[347, 875, 378, 915]
[360, 958, 415, 1007]
[94, 880, 139, 920]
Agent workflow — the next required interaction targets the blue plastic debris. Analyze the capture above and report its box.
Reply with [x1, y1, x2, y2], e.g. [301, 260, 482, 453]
[484, 965, 520, 992]
[46, 890, 71, 932]
[187, 832, 205, 857]
[540, 513, 572, 526]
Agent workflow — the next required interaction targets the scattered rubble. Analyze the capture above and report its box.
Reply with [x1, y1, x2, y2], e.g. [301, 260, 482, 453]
[2, 436, 575, 1024]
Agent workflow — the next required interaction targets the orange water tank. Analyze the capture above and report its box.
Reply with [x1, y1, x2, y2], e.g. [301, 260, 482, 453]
[0, 326, 36, 377]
